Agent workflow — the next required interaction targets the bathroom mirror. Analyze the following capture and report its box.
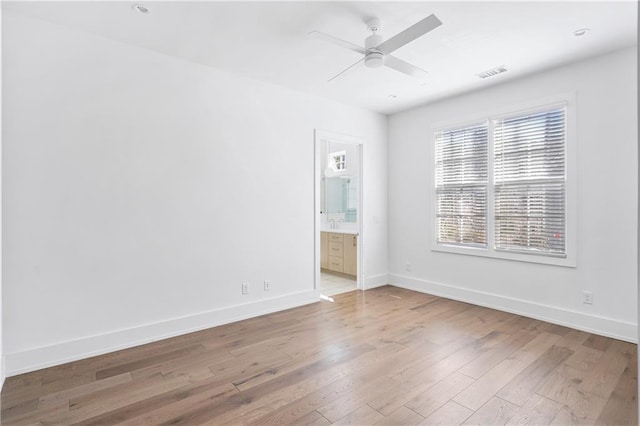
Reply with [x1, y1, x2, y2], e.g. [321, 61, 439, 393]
[321, 140, 359, 224]
[323, 175, 358, 223]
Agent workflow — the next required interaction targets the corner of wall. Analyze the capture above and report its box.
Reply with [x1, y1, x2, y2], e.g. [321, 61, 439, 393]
[0, 356, 5, 392]
[365, 274, 390, 290]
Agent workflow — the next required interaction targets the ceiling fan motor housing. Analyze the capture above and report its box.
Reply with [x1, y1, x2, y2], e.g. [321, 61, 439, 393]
[364, 32, 384, 68]
[365, 33, 384, 50]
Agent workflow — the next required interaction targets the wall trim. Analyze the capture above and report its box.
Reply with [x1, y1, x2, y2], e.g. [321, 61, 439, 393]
[365, 273, 389, 290]
[5, 290, 319, 377]
[389, 274, 637, 343]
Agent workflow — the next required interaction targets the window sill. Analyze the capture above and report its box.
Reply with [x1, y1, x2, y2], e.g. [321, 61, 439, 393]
[431, 243, 576, 268]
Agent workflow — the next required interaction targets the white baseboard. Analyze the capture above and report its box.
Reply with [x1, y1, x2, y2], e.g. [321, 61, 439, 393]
[5, 290, 319, 377]
[389, 274, 637, 343]
[364, 274, 389, 290]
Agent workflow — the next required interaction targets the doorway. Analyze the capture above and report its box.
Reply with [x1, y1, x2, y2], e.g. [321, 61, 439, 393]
[314, 130, 363, 298]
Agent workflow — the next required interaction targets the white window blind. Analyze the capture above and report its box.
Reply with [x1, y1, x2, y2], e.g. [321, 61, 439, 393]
[493, 107, 566, 256]
[435, 123, 488, 247]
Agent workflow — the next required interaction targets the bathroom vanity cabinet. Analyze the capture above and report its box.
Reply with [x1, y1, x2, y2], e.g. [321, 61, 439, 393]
[321, 231, 357, 276]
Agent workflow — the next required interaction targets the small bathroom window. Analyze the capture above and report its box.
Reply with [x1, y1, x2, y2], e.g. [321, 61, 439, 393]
[329, 150, 347, 172]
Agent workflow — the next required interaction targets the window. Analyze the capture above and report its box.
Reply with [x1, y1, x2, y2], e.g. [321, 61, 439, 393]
[433, 102, 570, 264]
[435, 123, 488, 247]
[494, 108, 566, 256]
[329, 150, 347, 172]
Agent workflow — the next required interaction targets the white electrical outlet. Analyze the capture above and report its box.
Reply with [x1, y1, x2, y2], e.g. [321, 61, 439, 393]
[405, 263, 412, 272]
[264, 280, 271, 291]
[242, 282, 249, 295]
[583, 291, 593, 305]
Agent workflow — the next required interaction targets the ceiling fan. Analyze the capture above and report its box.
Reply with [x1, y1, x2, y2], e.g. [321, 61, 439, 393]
[310, 14, 442, 82]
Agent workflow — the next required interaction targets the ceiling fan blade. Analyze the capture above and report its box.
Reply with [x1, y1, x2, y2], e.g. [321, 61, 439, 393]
[308, 30, 367, 55]
[328, 57, 365, 82]
[385, 55, 429, 80]
[377, 14, 442, 55]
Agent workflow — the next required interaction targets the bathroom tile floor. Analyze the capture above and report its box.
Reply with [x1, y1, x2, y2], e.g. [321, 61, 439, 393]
[320, 271, 357, 296]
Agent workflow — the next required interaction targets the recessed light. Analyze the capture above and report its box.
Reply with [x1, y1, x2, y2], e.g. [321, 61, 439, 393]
[573, 28, 590, 37]
[132, 4, 150, 14]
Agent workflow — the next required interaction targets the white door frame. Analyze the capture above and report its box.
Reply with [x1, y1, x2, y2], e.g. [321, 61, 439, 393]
[314, 129, 364, 294]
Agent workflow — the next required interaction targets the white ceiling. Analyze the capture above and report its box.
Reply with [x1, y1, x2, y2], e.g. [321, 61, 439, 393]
[3, 1, 638, 115]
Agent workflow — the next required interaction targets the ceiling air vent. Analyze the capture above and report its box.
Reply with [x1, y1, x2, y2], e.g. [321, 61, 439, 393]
[475, 66, 508, 79]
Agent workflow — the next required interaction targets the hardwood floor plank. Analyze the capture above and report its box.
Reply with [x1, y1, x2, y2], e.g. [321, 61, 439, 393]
[129, 343, 235, 381]
[119, 384, 238, 425]
[214, 343, 402, 425]
[561, 345, 603, 372]
[296, 410, 331, 426]
[332, 404, 384, 425]
[453, 331, 561, 411]
[77, 381, 238, 424]
[242, 344, 404, 425]
[496, 344, 574, 406]
[366, 335, 474, 416]
[461, 396, 519, 425]
[206, 349, 293, 387]
[505, 393, 564, 425]
[40, 369, 97, 397]
[595, 346, 638, 426]
[549, 406, 576, 425]
[581, 340, 632, 399]
[540, 338, 631, 424]
[38, 372, 133, 409]
[390, 334, 476, 385]
[457, 328, 536, 379]
[2, 398, 70, 425]
[0, 397, 39, 420]
[338, 335, 470, 417]
[0, 287, 636, 426]
[554, 329, 592, 352]
[538, 365, 609, 424]
[543, 323, 573, 337]
[419, 400, 473, 425]
[405, 372, 474, 418]
[173, 342, 378, 425]
[583, 334, 612, 352]
[95, 344, 206, 380]
[66, 374, 193, 424]
[316, 376, 400, 422]
[374, 406, 424, 425]
[232, 345, 345, 392]
[399, 331, 508, 389]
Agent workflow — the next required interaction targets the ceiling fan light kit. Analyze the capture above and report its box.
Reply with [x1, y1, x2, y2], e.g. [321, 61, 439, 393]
[312, 13, 442, 82]
[365, 52, 384, 68]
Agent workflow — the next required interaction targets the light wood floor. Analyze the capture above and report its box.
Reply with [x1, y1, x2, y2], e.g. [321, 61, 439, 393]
[1, 286, 637, 425]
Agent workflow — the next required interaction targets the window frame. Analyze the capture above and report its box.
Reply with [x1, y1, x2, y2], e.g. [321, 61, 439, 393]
[429, 93, 577, 267]
[434, 120, 489, 249]
[328, 150, 347, 173]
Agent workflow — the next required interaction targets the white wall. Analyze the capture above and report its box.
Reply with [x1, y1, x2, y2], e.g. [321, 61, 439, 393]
[388, 47, 638, 342]
[2, 11, 388, 375]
